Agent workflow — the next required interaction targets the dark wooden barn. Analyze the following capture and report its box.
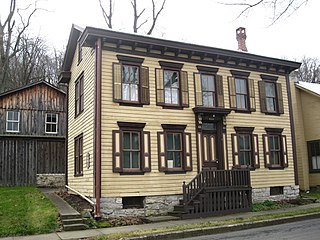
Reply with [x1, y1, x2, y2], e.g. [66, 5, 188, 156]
[0, 81, 66, 186]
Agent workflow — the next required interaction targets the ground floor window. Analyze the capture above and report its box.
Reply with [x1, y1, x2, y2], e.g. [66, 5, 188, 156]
[74, 134, 83, 176]
[308, 140, 320, 172]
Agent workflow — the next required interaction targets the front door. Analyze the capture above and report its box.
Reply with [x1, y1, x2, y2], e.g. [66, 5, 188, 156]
[202, 132, 218, 169]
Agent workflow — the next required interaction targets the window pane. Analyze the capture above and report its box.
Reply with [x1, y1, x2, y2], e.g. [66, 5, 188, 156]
[122, 65, 130, 83]
[268, 136, 274, 150]
[164, 71, 171, 87]
[132, 152, 139, 168]
[130, 84, 138, 101]
[167, 133, 174, 150]
[130, 66, 139, 84]
[265, 82, 276, 97]
[171, 88, 178, 104]
[207, 75, 215, 91]
[164, 88, 171, 104]
[167, 151, 174, 161]
[171, 71, 179, 88]
[51, 114, 57, 123]
[174, 134, 181, 150]
[51, 125, 57, 133]
[123, 132, 131, 149]
[235, 79, 247, 94]
[236, 95, 246, 109]
[317, 156, 320, 170]
[174, 152, 182, 168]
[274, 136, 280, 150]
[132, 133, 139, 150]
[201, 75, 208, 91]
[122, 84, 130, 100]
[123, 152, 130, 168]
[203, 92, 214, 107]
[7, 122, 13, 131]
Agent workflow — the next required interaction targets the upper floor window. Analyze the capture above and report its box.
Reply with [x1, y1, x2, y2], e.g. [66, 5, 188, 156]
[263, 128, 288, 169]
[232, 127, 259, 169]
[194, 66, 224, 108]
[6, 111, 20, 132]
[113, 122, 151, 174]
[75, 73, 84, 117]
[156, 61, 189, 108]
[74, 134, 83, 176]
[201, 74, 216, 107]
[113, 55, 149, 106]
[45, 113, 58, 134]
[228, 70, 255, 112]
[158, 124, 192, 172]
[259, 75, 284, 115]
[307, 140, 320, 173]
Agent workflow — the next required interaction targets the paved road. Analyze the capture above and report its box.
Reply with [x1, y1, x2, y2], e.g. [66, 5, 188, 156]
[181, 218, 320, 240]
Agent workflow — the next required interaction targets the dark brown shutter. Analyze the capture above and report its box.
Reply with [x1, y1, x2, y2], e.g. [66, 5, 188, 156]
[277, 83, 284, 114]
[282, 135, 288, 168]
[184, 132, 192, 171]
[155, 68, 164, 105]
[158, 132, 167, 171]
[216, 75, 224, 108]
[112, 130, 122, 172]
[194, 73, 202, 106]
[113, 63, 122, 102]
[181, 71, 189, 107]
[253, 134, 260, 168]
[228, 76, 236, 109]
[263, 134, 271, 168]
[259, 81, 267, 113]
[231, 134, 240, 168]
[140, 66, 150, 105]
[142, 131, 151, 172]
[197, 132, 203, 168]
[249, 79, 256, 111]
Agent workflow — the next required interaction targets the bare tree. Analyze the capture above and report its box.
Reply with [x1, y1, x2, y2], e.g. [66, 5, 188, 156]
[0, 0, 39, 92]
[291, 57, 320, 83]
[99, 0, 113, 29]
[220, 0, 308, 25]
[99, 0, 166, 35]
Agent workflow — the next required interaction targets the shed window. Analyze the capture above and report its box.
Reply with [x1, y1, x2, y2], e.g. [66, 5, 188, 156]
[45, 113, 58, 134]
[6, 111, 20, 132]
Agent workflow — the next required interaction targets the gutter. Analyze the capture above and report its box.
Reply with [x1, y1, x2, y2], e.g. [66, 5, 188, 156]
[94, 37, 102, 218]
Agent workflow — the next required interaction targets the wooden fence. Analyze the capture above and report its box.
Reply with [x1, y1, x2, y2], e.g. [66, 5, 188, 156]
[0, 137, 65, 186]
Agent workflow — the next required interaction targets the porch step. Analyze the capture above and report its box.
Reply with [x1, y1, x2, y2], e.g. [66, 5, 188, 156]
[62, 218, 84, 225]
[60, 213, 82, 220]
[63, 223, 87, 231]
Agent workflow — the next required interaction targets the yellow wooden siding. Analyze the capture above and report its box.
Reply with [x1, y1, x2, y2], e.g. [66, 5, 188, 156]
[67, 46, 95, 196]
[291, 82, 310, 190]
[299, 89, 320, 188]
[100, 50, 296, 198]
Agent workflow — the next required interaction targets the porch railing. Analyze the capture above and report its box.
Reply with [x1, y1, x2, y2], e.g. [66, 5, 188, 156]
[182, 169, 251, 208]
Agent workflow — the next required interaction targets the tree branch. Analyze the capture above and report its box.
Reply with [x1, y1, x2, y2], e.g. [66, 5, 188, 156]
[99, 0, 113, 29]
[147, 0, 166, 35]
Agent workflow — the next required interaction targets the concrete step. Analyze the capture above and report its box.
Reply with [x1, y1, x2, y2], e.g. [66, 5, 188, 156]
[60, 213, 82, 220]
[62, 218, 84, 225]
[63, 223, 87, 231]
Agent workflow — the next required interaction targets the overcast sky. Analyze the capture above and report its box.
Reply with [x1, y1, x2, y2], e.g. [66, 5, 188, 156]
[2, 0, 320, 61]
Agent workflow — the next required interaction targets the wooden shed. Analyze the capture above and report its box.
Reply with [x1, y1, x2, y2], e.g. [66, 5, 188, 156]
[0, 81, 67, 186]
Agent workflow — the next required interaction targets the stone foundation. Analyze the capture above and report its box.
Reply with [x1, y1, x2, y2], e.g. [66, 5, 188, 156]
[100, 195, 182, 217]
[252, 185, 300, 202]
[36, 174, 65, 187]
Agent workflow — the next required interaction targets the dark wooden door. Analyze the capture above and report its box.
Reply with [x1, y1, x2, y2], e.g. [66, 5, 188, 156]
[201, 133, 218, 169]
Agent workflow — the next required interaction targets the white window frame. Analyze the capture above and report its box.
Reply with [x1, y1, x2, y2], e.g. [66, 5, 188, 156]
[6, 111, 20, 133]
[45, 113, 58, 134]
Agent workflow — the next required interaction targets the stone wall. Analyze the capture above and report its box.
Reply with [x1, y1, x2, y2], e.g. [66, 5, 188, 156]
[100, 195, 182, 217]
[36, 174, 65, 187]
[252, 185, 300, 202]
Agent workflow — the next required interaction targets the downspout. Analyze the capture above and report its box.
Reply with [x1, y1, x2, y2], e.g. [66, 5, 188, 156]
[65, 83, 69, 186]
[94, 38, 102, 217]
[285, 73, 299, 186]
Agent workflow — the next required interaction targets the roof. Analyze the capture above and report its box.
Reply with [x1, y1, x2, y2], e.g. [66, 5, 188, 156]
[0, 81, 66, 98]
[61, 25, 301, 83]
[295, 81, 320, 97]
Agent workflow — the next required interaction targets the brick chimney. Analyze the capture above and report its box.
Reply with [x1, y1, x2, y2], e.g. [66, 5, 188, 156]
[236, 27, 248, 52]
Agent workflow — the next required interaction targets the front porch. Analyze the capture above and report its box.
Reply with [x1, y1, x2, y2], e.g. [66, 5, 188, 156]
[171, 169, 252, 218]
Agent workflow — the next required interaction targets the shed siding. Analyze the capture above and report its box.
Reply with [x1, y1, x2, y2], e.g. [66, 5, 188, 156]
[66, 46, 95, 196]
[100, 50, 296, 198]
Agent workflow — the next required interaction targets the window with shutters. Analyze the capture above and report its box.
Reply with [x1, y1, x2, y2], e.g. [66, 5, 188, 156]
[113, 55, 149, 106]
[194, 66, 224, 108]
[259, 75, 284, 115]
[74, 134, 83, 176]
[75, 73, 84, 117]
[307, 140, 320, 173]
[232, 127, 259, 169]
[112, 122, 151, 174]
[156, 61, 188, 108]
[228, 70, 255, 112]
[158, 124, 192, 173]
[263, 128, 288, 169]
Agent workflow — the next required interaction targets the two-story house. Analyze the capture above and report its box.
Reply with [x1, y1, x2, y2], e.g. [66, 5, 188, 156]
[59, 25, 300, 218]
[0, 81, 66, 187]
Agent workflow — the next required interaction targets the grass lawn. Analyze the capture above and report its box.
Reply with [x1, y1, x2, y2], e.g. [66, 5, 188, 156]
[301, 189, 320, 199]
[0, 186, 59, 237]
